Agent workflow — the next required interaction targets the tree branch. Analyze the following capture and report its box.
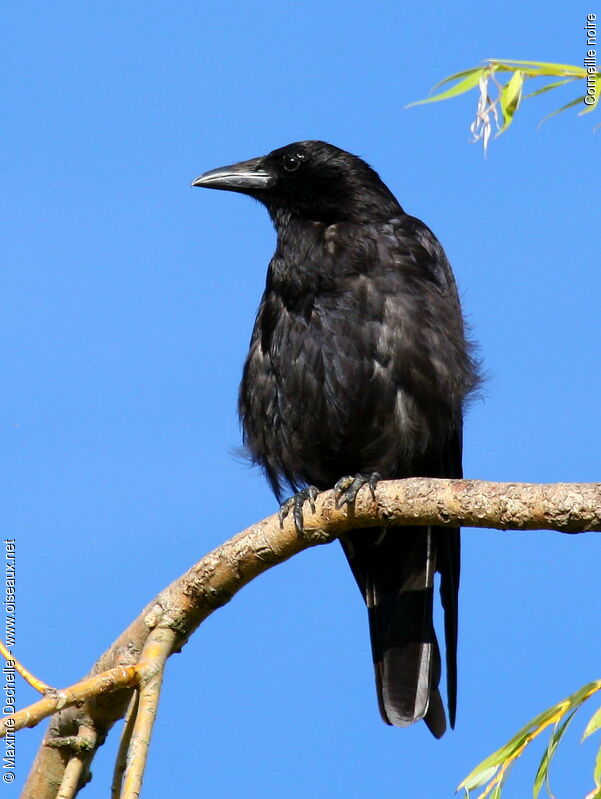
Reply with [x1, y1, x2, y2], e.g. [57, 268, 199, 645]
[17, 478, 601, 798]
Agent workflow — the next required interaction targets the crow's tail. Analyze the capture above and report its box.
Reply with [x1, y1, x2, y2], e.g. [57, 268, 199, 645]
[340, 525, 452, 738]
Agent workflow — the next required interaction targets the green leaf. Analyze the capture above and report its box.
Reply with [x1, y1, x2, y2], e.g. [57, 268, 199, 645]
[459, 706, 558, 791]
[499, 70, 524, 132]
[568, 681, 601, 707]
[430, 66, 487, 91]
[539, 95, 586, 126]
[460, 682, 601, 794]
[523, 78, 578, 99]
[583, 705, 601, 740]
[460, 764, 499, 791]
[594, 739, 601, 789]
[533, 709, 578, 798]
[489, 58, 587, 77]
[406, 68, 486, 108]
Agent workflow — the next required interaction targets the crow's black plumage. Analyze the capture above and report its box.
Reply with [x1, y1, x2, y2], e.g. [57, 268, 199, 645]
[193, 141, 479, 736]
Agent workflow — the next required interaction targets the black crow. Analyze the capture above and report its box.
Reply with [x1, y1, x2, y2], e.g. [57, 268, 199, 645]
[192, 141, 479, 736]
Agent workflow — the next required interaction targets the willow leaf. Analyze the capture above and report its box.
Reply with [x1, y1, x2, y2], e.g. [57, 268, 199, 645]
[523, 78, 578, 99]
[533, 709, 578, 799]
[406, 69, 485, 107]
[499, 70, 524, 132]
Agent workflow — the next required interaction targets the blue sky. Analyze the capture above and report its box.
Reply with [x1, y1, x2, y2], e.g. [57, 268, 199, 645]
[4, 3, 600, 797]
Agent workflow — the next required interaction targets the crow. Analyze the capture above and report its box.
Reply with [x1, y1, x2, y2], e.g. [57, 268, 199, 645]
[192, 141, 479, 737]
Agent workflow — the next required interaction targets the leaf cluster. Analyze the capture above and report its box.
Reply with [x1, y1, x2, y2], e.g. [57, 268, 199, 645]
[408, 59, 600, 151]
[459, 681, 601, 798]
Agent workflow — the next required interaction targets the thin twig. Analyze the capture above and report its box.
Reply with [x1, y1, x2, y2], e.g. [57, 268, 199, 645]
[120, 628, 176, 799]
[56, 725, 97, 799]
[0, 640, 51, 694]
[111, 691, 140, 799]
[1, 665, 138, 737]
[56, 756, 85, 799]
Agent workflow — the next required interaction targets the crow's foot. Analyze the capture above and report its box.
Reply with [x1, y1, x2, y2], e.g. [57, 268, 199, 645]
[278, 486, 319, 533]
[334, 473, 381, 509]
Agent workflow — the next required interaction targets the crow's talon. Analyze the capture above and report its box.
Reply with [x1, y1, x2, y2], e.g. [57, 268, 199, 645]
[279, 486, 319, 532]
[333, 475, 354, 500]
[366, 472, 381, 501]
[334, 472, 381, 509]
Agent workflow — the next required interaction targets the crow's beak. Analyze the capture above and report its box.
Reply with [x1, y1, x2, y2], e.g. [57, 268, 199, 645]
[191, 156, 275, 192]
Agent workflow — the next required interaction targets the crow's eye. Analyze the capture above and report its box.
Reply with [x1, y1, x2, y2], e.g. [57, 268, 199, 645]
[282, 153, 303, 172]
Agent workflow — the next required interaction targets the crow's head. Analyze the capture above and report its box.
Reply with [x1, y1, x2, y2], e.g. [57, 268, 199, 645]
[192, 141, 402, 225]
